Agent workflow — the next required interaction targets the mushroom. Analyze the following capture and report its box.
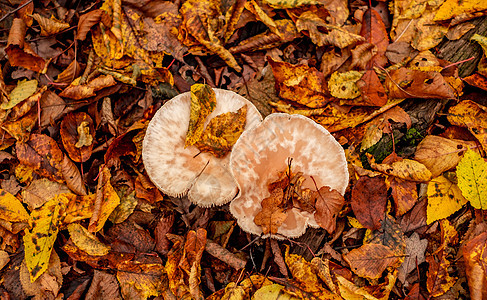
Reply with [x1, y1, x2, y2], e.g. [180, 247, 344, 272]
[229, 113, 349, 239]
[142, 89, 262, 207]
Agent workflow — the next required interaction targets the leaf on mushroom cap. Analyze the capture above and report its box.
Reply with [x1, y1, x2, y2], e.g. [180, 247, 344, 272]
[142, 89, 263, 207]
[229, 113, 349, 239]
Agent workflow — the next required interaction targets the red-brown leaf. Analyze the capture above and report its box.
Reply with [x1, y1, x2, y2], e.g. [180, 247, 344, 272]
[351, 176, 388, 230]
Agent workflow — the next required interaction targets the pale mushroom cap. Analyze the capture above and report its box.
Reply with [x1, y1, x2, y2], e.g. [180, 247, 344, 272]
[229, 113, 349, 239]
[142, 89, 263, 207]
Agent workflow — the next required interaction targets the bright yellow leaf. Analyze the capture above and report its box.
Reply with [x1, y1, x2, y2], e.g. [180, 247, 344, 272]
[23, 196, 68, 281]
[0, 189, 30, 223]
[67, 223, 110, 256]
[456, 149, 487, 210]
[370, 157, 432, 182]
[434, 0, 487, 21]
[426, 175, 468, 224]
[252, 284, 299, 300]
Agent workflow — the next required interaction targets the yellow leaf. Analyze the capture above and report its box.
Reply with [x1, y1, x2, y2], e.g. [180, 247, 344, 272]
[32, 14, 70, 36]
[426, 175, 468, 224]
[195, 105, 247, 158]
[252, 284, 299, 300]
[61, 193, 96, 224]
[471, 34, 487, 55]
[23, 196, 68, 281]
[263, 0, 319, 8]
[456, 149, 487, 210]
[370, 157, 432, 182]
[67, 223, 110, 256]
[109, 189, 137, 224]
[329, 71, 363, 99]
[1, 79, 37, 110]
[89, 166, 120, 232]
[117, 261, 166, 299]
[447, 100, 487, 151]
[434, 0, 487, 21]
[0, 189, 30, 223]
[185, 84, 217, 147]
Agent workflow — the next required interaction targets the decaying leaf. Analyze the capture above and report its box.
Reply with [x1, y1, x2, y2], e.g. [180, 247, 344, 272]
[0, 189, 30, 224]
[185, 84, 216, 147]
[343, 243, 402, 279]
[360, 8, 389, 68]
[268, 57, 330, 108]
[23, 196, 67, 281]
[351, 176, 388, 230]
[456, 149, 487, 210]
[60, 112, 95, 163]
[356, 69, 388, 106]
[448, 100, 487, 151]
[387, 177, 417, 217]
[314, 186, 345, 234]
[116, 261, 167, 299]
[1, 79, 37, 110]
[397, 232, 427, 284]
[31, 14, 70, 36]
[254, 188, 288, 235]
[88, 166, 120, 232]
[328, 71, 363, 99]
[67, 223, 110, 256]
[463, 231, 487, 300]
[195, 105, 247, 157]
[385, 68, 455, 99]
[369, 155, 432, 182]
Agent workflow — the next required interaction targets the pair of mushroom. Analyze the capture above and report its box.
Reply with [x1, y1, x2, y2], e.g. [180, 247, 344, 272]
[142, 89, 349, 238]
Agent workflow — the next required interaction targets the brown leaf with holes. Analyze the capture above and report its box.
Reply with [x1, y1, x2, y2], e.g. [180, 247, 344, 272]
[314, 186, 345, 234]
[385, 68, 455, 99]
[15, 134, 64, 182]
[351, 176, 388, 230]
[60, 112, 94, 163]
[254, 188, 288, 235]
[343, 243, 402, 279]
[447, 100, 487, 152]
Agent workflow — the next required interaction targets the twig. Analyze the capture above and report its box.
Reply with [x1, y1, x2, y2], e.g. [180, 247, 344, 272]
[0, 0, 33, 23]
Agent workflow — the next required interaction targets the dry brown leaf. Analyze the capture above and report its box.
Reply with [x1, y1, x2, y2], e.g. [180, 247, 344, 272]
[351, 176, 387, 229]
[447, 100, 487, 152]
[88, 166, 120, 232]
[55, 60, 82, 84]
[387, 177, 417, 217]
[76, 9, 110, 41]
[343, 243, 402, 279]
[60, 154, 87, 196]
[463, 231, 487, 300]
[32, 13, 70, 36]
[385, 68, 455, 99]
[355, 69, 387, 106]
[314, 186, 345, 234]
[369, 155, 432, 182]
[254, 188, 288, 235]
[360, 8, 389, 68]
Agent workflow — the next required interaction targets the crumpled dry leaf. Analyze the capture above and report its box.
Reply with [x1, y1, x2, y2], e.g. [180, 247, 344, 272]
[387, 177, 417, 217]
[195, 105, 247, 158]
[88, 166, 120, 232]
[60, 75, 117, 100]
[447, 100, 487, 151]
[31, 14, 70, 36]
[268, 57, 330, 108]
[463, 231, 487, 300]
[296, 11, 364, 48]
[397, 232, 427, 284]
[254, 188, 288, 235]
[185, 84, 216, 147]
[76, 9, 110, 41]
[21, 179, 70, 210]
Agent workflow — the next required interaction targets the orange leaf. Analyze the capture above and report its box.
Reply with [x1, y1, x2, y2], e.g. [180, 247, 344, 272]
[387, 177, 417, 217]
[254, 188, 288, 235]
[360, 8, 389, 68]
[5, 19, 45, 72]
[356, 70, 388, 106]
[385, 68, 455, 99]
[463, 231, 487, 300]
[76, 9, 110, 41]
[268, 57, 330, 108]
[60, 112, 94, 163]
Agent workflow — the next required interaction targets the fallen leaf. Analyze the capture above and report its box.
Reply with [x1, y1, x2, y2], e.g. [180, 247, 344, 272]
[23, 196, 67, 281]
[254, 188, 288, 235]
[60, 112, 94, 163]
[116, 261, 167, 299]
[448, 100, 487, 152]
[67, 223, 110, 256]
[426, 251, 456, 297]
[369, 155, 432, 182]
[31, 14, 70, 36]
[21, 179, 70, 210]
[85, 270, 122, 299]
[88, 166, 120, 232]
[335, 270, 397, 300]
[20, 249, 62, 299]
[351, 176, 388, 230]
[397, 232, 427, 283]
[76, 9, 110, 40]
[456, 149, 487, 210]
[343, 243, 402, 279]
[463, 231, 487, 300]
[414, 135, 478, 178]
[426, 175, 467, 224]
[434, 0, 487, 21]
[185, 84, 216, 147]
[1, 79, 37, 110]
[356, 69, 388, 106]
[360, 8, 389, 68]
[268, 57, 330, 108]
[314, 186, 345, 234]
[385, 68, 455, 99]
[195, 105, 247, 158]
[387, 177, 417, 217]
[328, 71, 363, 99]
[0, 189, 30, 224]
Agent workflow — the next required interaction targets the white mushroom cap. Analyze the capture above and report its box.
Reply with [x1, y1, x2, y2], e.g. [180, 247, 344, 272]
[229, 113, 349, 239]
[142, 89, 263, 207]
